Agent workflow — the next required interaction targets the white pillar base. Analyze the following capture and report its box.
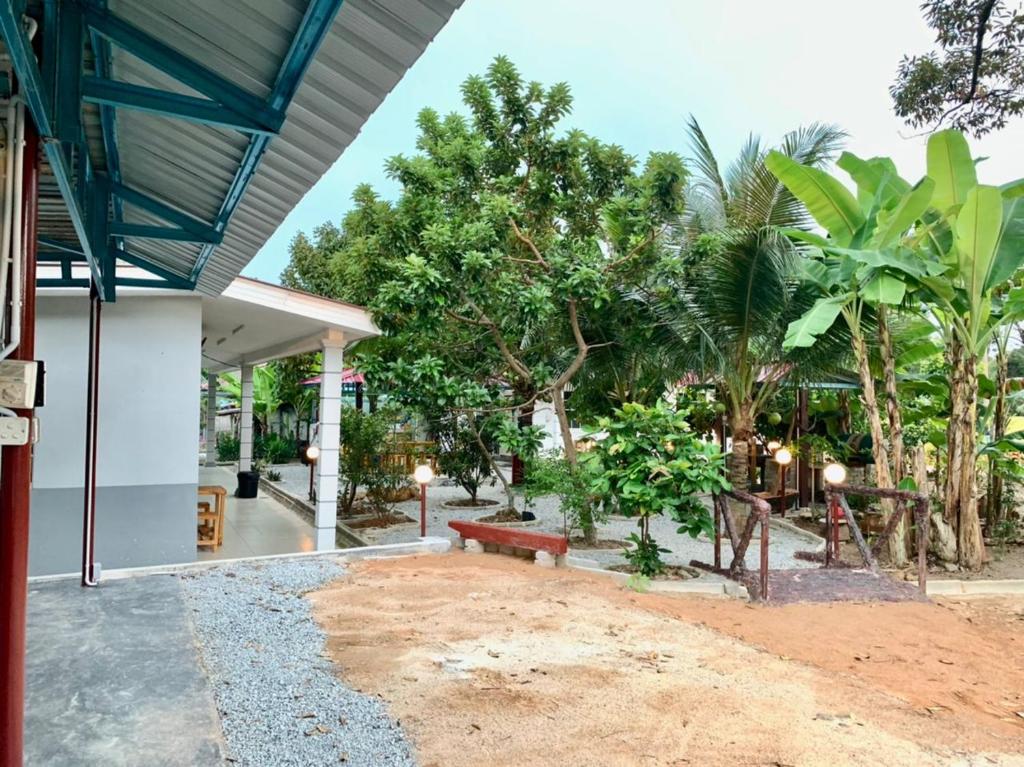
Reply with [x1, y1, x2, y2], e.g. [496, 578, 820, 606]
[465, 539, 484, 554]
[535, 550, 556, 568]
[314, 527, 335, 552]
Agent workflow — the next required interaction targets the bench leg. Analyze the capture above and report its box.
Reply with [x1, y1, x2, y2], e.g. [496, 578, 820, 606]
[535, 550, 556, 568]
[465, 538, 484, 554]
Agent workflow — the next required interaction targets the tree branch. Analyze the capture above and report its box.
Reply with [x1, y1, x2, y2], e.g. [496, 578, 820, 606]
[459, 298, 534, 383]
[967, 0, 998, 104]
[509, 218, 550, 269]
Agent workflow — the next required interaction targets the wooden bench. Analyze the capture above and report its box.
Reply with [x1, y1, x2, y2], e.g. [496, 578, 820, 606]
[448, 520, 568, 568]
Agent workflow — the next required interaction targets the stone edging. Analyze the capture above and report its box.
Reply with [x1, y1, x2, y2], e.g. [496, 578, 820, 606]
[27, 537, 454, 583]
[926, 578, 1024, 596]
[567, 558, 749, 599]
[770, 516, 826, 547]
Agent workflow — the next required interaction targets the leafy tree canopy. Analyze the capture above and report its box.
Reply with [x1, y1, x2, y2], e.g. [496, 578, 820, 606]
[891, 0, 1024, 136]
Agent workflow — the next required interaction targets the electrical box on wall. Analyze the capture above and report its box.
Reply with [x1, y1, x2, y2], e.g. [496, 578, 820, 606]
[0, 416, 31, 445]
[0, 360, 38, 409]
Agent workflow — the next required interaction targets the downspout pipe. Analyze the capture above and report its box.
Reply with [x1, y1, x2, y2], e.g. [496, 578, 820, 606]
[81, 283, 101, 587]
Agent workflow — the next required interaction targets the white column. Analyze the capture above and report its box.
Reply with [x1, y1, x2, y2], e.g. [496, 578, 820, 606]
[315, 332, 345, 550]
[238, 363, 254, 473]
[205, 372, 218, 467]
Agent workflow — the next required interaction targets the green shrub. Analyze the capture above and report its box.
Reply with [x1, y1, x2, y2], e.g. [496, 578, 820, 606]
[585, 401, 730, 576]
[215, 433, 240, 462]
[434, 414, 494, 502]
[524, 452, 603, 537]
[256, 433, 296, 465]
[339, 406, 401, 516]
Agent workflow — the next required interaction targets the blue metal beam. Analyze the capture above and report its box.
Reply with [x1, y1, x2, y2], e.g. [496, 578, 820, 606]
[189, 0, 344, 283]
[81, 5, 282, 131]
[109, 181, 221, 243]
[89, 4, 124, 250]
[108, 222, 221, 244]
[81, 77, 280, 135]
[38, 277, 91, 288]
[40, 145, 109, 296]
[115, 249, 195, 290]
[54, 0, 82, 143]
[114, 276, 190, 290]
[0, 4, 54, 135]
[37, 236, 84, 255]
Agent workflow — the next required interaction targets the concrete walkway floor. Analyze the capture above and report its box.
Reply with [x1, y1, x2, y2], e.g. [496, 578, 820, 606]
[25, 575, 225, 766]
[196, 466, 316, 562]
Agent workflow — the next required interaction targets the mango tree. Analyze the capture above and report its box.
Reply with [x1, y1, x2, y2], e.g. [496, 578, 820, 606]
[370, 57, 687, 543]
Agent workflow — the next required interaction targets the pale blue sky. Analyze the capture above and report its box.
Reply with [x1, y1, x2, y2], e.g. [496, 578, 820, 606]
[245, 0, 1024, 283]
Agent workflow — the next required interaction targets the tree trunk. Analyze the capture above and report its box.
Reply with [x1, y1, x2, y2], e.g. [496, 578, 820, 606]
[988, 342, 1009, 527]
[914, 442, 956, 562]
[877, 307, 908, 566]
[552, 385, 597, 544]
[851, 330, 905, 565]
[727, 403, 755, 524]
[950, 350, 985, 569]
[837, 390, 852, 434]
[466, 414, 515, 510]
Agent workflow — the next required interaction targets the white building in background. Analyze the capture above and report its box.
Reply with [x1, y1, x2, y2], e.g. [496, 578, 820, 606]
[28, 277, 377, 576]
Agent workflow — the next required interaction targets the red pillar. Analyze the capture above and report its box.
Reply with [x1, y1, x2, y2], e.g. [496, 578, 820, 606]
[0, 116, 39, 767]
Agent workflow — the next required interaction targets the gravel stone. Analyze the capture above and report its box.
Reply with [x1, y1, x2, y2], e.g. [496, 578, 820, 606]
[180, 557, 417, 767]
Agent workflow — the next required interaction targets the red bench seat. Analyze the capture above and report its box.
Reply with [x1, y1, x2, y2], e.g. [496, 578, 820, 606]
[448, 520, 568, 555]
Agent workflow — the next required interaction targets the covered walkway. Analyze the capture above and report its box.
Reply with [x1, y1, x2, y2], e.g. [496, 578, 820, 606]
[196, 466, 317, 562]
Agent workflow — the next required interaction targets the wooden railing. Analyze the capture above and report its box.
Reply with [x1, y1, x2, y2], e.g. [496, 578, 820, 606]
[824, 483, 930, 595]
[711, 489, 772, 601]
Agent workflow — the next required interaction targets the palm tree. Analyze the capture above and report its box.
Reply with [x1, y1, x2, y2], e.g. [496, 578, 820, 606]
[650, 117, 848, 493]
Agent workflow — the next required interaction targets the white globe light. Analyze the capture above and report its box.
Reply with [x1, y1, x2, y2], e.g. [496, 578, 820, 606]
[774, 447, 793, 466]
[823, 462, 847, 485]
[414, 464, 435, 485]
[306, 444, 321, 461]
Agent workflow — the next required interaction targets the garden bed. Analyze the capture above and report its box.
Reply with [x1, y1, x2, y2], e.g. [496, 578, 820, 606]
[475, 509, 531, 524]
[441, 497, 500, 509]
[607, 562, 702, 579]
[568, 536, 631, 551]
[345, 512, 417, 530]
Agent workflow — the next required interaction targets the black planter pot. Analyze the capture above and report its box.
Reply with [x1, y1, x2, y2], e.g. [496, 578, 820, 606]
[236, 470, 260, 498]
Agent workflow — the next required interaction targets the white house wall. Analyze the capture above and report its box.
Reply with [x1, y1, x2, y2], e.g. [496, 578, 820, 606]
[29, 295, 202, 576]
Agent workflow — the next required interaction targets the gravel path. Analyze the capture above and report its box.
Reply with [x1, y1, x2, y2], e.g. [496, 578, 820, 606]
[180, 557, 416, 767]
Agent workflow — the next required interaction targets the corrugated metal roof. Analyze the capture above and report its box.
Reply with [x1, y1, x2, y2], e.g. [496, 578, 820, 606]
[32, 0, 464, 294]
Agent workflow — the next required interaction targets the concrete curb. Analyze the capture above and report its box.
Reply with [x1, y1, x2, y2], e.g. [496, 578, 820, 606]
[926, 578, 1024, 596]
[27, 537, 453, 584]
[770, 516, 825, 547]
[568, 563, 749, 599]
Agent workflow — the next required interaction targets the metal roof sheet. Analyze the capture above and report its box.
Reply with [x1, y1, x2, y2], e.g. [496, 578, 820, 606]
[31, 0, 464, 295]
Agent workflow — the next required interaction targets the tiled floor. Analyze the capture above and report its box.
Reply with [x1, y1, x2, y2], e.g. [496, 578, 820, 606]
[196, 466, 316, 562]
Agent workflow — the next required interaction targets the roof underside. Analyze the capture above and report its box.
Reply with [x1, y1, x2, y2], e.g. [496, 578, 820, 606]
[200, 277, 379, 372]
[16, 0, 463, 296]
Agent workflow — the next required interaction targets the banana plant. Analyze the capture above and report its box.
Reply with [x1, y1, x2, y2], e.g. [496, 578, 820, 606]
[765, 149, 943, 566]
[767, 130, 1024, 570]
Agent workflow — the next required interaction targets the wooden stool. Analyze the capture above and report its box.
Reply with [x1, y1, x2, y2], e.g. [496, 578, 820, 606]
[197, 501, 220, 548]
[198, 485, 227, 545]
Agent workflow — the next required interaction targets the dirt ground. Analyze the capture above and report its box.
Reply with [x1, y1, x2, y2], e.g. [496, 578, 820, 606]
[310, 553, 1024, 767]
